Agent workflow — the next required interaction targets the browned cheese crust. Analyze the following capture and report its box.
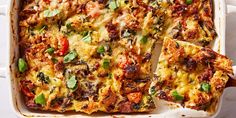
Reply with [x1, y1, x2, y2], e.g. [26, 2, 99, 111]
[17, 0, 221, 114]
[150, 38, 233, 113]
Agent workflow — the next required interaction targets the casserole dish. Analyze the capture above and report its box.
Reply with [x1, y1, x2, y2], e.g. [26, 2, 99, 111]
[0, 0, 236, 117]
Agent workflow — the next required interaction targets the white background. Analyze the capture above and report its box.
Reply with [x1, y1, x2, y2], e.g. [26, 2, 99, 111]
[0, 0, 236, 117]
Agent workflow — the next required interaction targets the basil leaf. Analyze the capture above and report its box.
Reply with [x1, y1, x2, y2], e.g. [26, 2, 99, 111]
[200, 83, 211, 93]
[63, 50, 78, 63]
[81, 32, 92, 43]
[108, 73, 112, 79]
[175, 42, 180, 48]
[186, 0, 192, 5]
[172, 90, 184, 101]
[66, 75, 78, 90]
[140, 36, 148, 44]
[102, 59, 110, 69]
[18, 58, 27, 73]
[45, 47, 54, 55]
[81, 31, 89, 37]
[37, 72, 50, 84]
[35, 93, 46, 105]
[51, 58, 58, 63]
[43, 9, 60, 17]
[150, 86, 156, 95]
[66, 22, 72, 29]
[109, 0, 118, 10]
[97, 45, 105, 54]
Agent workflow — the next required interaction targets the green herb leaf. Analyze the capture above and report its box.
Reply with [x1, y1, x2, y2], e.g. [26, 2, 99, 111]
[43, 9, 60, 17]
[81, 32, 92, 43]
[38, 25, 48, 33]
[150, 86, 156, 95]
[45, 47, 54, 55]
[109, 1, 118, 10]
[18, 58, 27, 73]
[66, 75, 78, 90]
[150, 1, 158, 8]
[63, 50, 78, 63]
[37, 72, 50, 84]
[66, 22, 72, 29]
[108, 73, 112, 79]
[200, 83, 211, 93]
[35, 93, 46, 105]
[175, 42, 180, 48]
[178, 22, 182, 29]
[172, 90, 184, 101]
[186, 0, 192, 5]
[81, 31, 89, 37]
[140, 36, 148, 44]
[102, 59, 110, 69]
[51, 58, 58, 63]
[97, 45, 105, 54]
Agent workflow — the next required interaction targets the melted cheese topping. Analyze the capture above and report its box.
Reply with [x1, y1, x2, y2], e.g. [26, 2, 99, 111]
[19, 0, 158, 114]
[18, 0, 220, 115]
[151, 38, 233, 114]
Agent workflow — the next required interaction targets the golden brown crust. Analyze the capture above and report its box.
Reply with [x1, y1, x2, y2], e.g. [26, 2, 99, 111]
[18, 0, 157, 114]
[18, 0, 219, 114]
[151, 38, 233, 113]
[161, 0, 216, 46]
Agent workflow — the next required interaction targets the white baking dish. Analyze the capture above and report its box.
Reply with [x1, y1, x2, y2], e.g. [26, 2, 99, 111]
[0, 0, 236, 117]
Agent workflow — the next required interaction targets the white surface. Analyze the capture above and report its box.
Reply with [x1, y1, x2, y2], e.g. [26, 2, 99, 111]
[0, 0, 236, 118]
[0, 0, 15, 117]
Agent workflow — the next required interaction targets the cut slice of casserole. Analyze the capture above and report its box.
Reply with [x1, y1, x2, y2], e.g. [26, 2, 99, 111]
[150, 38, 233, 113]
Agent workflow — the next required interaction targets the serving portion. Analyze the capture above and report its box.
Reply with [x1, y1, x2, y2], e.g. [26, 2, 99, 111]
[16, 0, 232, 115]
[150, 38, 233, 113]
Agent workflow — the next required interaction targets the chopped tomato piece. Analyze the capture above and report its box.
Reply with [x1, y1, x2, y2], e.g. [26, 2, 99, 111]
[58, 37, 69, 56]
[43, 0, 51, 4]
[127, 92, 142, 104]
[119, 101, 132, 113]
[20, 80, 35, 98]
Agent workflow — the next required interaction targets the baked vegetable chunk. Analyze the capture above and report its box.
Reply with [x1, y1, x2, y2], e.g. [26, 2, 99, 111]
[150, 38, 233, 113]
